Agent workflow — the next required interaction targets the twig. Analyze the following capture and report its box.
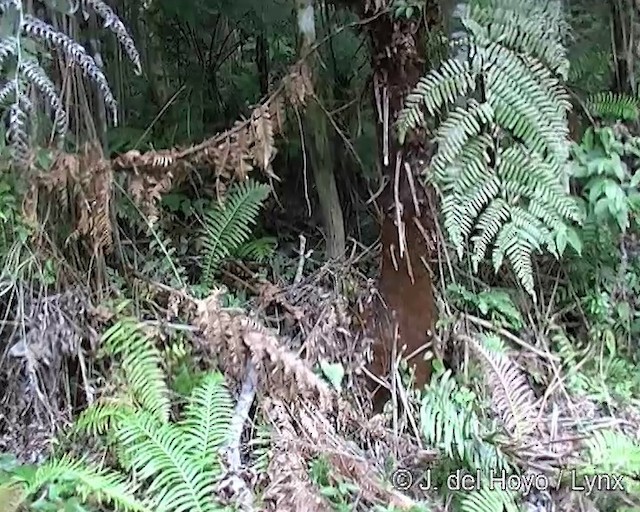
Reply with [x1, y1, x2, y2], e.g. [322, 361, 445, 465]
[220, 359, 257, 511]
[294, 106, 312, 217]
[294, 234, 309, 284]
[393, 152, 405, 259]
[404, 162, 421, 217]
[463, 313, 558, 361]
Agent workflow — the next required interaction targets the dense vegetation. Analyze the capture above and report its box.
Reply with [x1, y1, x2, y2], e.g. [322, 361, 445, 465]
[2, 0, 640, 511]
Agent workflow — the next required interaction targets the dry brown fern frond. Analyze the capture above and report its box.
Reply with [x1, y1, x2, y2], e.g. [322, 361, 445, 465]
[261, 399, 333, 512]
[34, 143, 113, 253]
[283, 62, 314, 108]
[110, 62, 313, 210]
[194, 290, 333, 410]
[465, 334, 540, 440]
[251, 104, 276, 174]
[261, 399, 421, 511]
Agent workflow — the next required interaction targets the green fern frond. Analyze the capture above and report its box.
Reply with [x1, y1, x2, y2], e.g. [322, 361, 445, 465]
[468, 336, 538, 439]
[116, 411, 224, 512]
[420, 369, 511, 474]
[84, 0, 142, 74]
[19, 58, 67, 147]
[234, 236, 277, 262]
[0, 0, 139, 169]
[21, 14, 118, 121]
[399, 0, 578, 297]
[586, 92, 640, 121]
[468, 0, 569, 77]
[180, 372, 235, 467]
[458, 485, 520, 512]
[581, 430, 640, 477]
[74, 394, 136, 437]
[397, 58, 476, 142]
[102, 319, 171, 423]
[200, 179, 270, 287]
[421, 370, 480, 461]
[26, 455, 148, 512]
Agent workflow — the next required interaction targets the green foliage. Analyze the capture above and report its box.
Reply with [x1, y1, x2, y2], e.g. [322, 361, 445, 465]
[200, 179, 271, 287]
[101, 319, 171, 423]
[32, 321, 236, 512]
[420, 365, 510, 475]
[309, 456, 359, 511]
[571, 126, 640, 234]
[235, 236, 277, 263]
[456, 485, 519, 512]
[391, 0, 425, 19]
[0, 452, 146, 512]
[398, 0, 582, 297]
[586, 92, 640, 121]
[447, 284, 523, 330]
[579, 430, 640, 479]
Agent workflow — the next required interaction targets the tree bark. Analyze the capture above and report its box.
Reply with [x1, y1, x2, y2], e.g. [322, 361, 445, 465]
[611, 0, 636, 93]
[296, 0, 347, 260]
[361, 2, 443, 410]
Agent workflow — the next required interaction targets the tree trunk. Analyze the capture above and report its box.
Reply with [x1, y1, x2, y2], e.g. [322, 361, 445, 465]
[362, 2, 443, 410]
[296, 0, 347, 260]
[611, 0, 636, 93]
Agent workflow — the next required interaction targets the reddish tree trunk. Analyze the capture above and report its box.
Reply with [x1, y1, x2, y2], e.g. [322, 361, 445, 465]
[362, 3, 442, 410]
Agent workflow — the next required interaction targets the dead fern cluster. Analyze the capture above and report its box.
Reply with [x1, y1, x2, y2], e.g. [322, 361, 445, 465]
[195, 290, 334, 410]
[261, 398, 419, 512]
[111, 62, 315, 218]
[29, 143, 113, 254]
[261, 399, 333, 512]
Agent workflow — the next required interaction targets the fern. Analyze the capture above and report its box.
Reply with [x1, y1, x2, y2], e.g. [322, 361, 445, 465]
[116, 412, 221, 512]
[200, 179, 270, 286]
[457, 485, 520, 512]
[398, 0, 582, 297]
[468, 336, 538, 439]
[179, 372, 234, 467]
[580, 430, 640, 478]
[234, 236, 277, 263]
[22, 455, 147, 512]
[74, 395, 136, 437]
[420, 368, 510, 474]
[65, 322, 235, 512]
[101, 319, 171, 423]
[0, 0, 139, 168]
[586, 92, 640, 121]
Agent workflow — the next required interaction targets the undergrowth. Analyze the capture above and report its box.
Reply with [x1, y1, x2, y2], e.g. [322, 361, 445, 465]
[3, 0, 640, 511]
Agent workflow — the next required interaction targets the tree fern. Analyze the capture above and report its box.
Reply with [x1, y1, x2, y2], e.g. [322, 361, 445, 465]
[0, 0, 139, 168]
[398, 0, 582, 296]
[200, 179, 270, 287]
